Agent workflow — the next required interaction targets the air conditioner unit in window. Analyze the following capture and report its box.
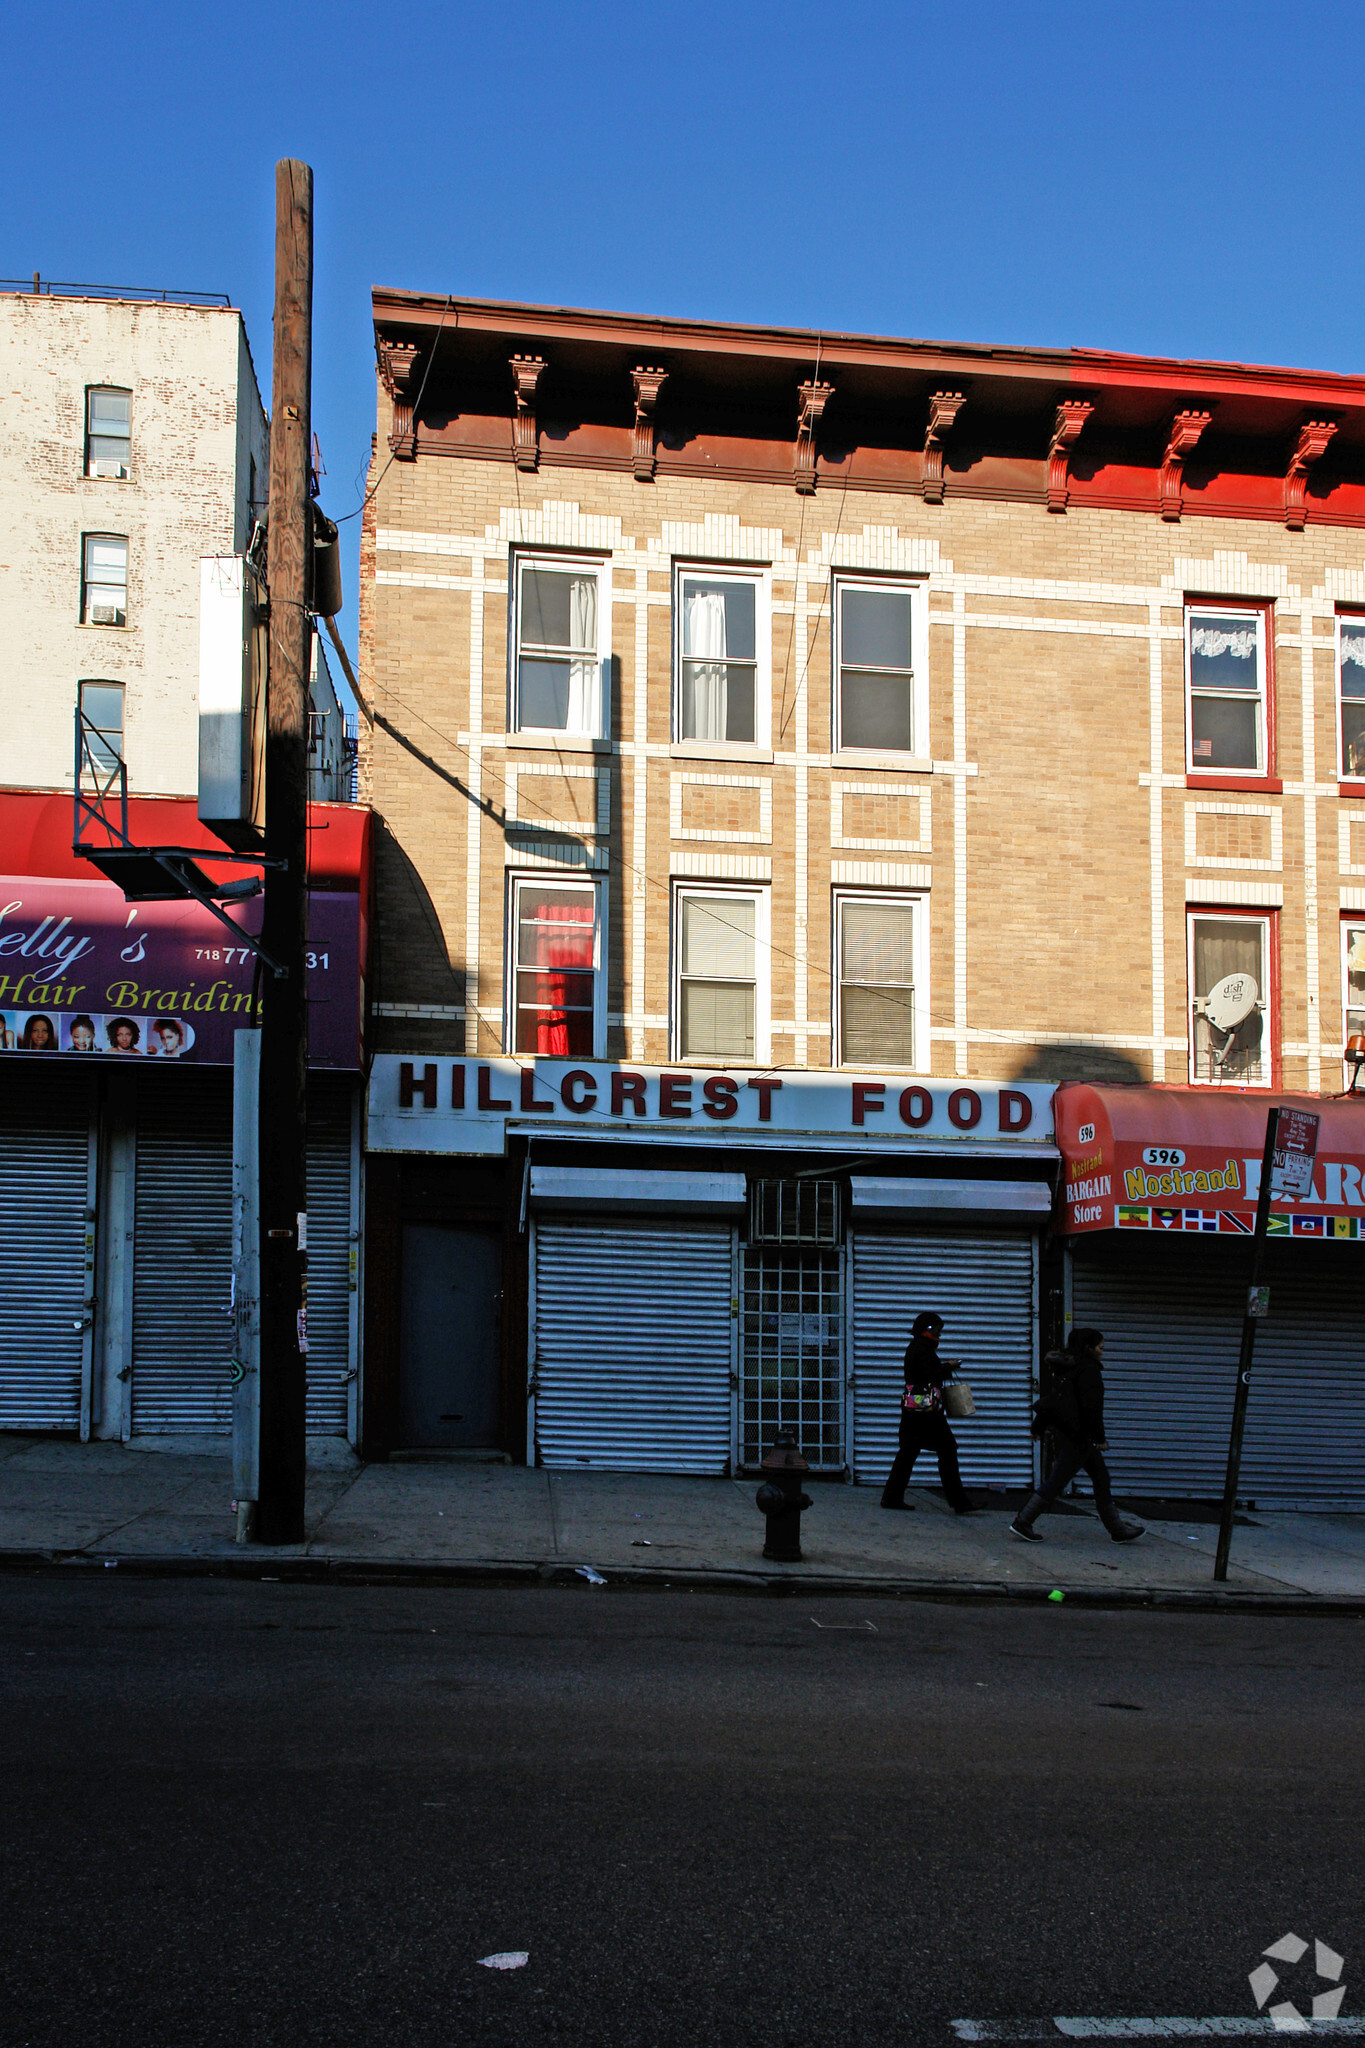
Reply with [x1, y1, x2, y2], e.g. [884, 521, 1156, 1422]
[90, 604, 126, 626]
[92, 460, 129, 479]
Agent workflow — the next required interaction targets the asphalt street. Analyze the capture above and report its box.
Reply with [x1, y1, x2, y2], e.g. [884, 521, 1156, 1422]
[1, 1575, 1361, 2048]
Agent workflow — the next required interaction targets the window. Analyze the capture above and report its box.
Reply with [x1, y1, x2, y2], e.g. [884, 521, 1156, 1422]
[508, 878, 601, 1056]
[81, 534, 127, 625]
[1338, 615, 1365, 780]
[675, 887, 767, 1063]
[86, 387, 131, 478]
[1186, 604, 1267, 775]
[835, 893, 923, 1067]
[1188, 912, 1271, 1086]
[78, 681, 124, 772]
[676, 568, 765, 745]
[1343, 921, 1365, 1081]
[834, 577, 924, 753]
[511, 555, 606, 737]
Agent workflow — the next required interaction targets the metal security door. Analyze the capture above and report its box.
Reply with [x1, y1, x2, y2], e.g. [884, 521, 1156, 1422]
[132, 1072, 234, 1432]
[0, 1066, 97, 1432]
[740, 1247, 844, 1470]
[1070, 1236, 1365, 1505]
[851, 1231, 1037, 1488]
[531, 1219, 736, 1473]
[304, 1074, 356, 1436]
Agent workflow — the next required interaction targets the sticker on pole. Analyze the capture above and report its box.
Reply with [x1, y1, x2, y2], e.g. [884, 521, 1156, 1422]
[1270, 1107, 1320, 1201]
[1247, 1285, 1270, 1319]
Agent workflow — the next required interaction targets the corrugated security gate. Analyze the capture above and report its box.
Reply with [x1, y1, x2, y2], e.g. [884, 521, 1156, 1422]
[132, 1069, 355, 1436]
[532, 1219, 735, 1472]
[1070, 1235, 1365, 1504]
[851, 1232, 1037, 1487]
[0, 1065, 96, 1432]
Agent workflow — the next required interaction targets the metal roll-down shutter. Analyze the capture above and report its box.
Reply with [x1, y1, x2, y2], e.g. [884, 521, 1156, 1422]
[0, 1065, 96, 1431]
[132, 1071, 234, 1433]
[304, 1074, 355, 1436]
[532, 1219, 735, 1473]
[851, 1231, 1037, 1488]
[1070, 1235, 1365, 1505]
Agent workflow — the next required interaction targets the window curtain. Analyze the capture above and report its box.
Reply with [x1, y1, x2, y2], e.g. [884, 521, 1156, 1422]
[685, 588, 727, 740]
[566, 576, 598, 734]
[526, 898, 595, 1055]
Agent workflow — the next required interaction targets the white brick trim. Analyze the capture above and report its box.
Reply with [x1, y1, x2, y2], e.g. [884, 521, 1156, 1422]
[831, 861, 932, 888]
[831, 780, 931, 853]
[1183, 799, 1283, 872]
[669, 852, 772, 880]
[669, 771, 772, 844]
[1184, 878, 1283, 906]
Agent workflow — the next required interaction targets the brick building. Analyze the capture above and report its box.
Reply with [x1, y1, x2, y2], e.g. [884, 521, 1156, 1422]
[359, 293, 1365, 1501]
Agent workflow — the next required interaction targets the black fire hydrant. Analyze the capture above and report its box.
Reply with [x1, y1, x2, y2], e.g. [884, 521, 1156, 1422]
[756, 1431, 813, 1561]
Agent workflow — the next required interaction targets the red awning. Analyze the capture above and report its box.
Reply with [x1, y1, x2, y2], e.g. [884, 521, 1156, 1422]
[1055, 1082, 1365, 1241]
[0, 788, 371, 891]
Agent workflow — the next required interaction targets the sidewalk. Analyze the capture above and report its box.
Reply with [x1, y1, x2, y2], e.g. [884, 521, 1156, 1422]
[0, 1434, 1361, 1608]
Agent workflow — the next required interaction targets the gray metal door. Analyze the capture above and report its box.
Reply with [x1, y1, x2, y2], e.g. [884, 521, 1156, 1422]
[531, 1219, 735, 1473]
[132, 1071, 234, 1432]
[400, 1223, 502, 1448]
[1070, 1235, 1365, 1505]
[0, 1065, 97, 1432]
[851, 1231, 1037, 1487]
[304, 1074, 355, 1436]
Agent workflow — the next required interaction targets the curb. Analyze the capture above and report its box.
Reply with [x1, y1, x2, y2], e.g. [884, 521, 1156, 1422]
[0, 1547, 1360, 1615]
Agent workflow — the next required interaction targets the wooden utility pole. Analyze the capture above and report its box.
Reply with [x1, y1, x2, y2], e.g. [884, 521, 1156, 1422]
[256, 159, 313, 1544]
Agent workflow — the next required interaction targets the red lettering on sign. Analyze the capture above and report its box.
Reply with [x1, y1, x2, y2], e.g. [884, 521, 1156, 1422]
[852, 1082, 885, 1126]
[561, 1069, 597, 1112]
[520, 1066, 554, 1112]
[400, 1062, 437, 1109]
[478, 1065, 512, 1112]
[702, 1075, 739, 1120]
[659, 1073, 693, 1119]
[999, 1088, 1032, 1133]
[450, 1064, 465, 1109]
[747, 1077, 781, 1122]
[611, 1071, 647, 1116]
[898, 1086, 932, 1129]
[948, 1088, 982, 1130]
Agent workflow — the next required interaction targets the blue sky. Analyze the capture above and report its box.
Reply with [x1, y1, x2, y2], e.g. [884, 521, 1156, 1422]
[7, 0, 1365, 687]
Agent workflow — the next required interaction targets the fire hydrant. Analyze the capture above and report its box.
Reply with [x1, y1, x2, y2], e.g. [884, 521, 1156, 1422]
[755, 1430, 813, 1561]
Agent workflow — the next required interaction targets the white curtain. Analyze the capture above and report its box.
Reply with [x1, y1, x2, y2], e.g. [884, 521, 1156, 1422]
[566, 575, 598, 733]
[685, 589, 727, 740]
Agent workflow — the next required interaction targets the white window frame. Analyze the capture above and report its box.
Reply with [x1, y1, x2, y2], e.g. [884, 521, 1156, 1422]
[832, 574, 928, 758]
[833, 890, 929, 1072]
[508, 551, 611, 740]
[1186, 909, 1272, 1087]
[1342, 918, 1365, 1086]
[672, 563, 771, 752]
[1336, 611, 1365, 782]
[671, 883, 770, 1066]
[1184, 602, 1267, 779]
[85, 385, 131, 480]
[81, 533, 128, 627]
[78, 680, 125, 774]
[504, 872, 606, 1060]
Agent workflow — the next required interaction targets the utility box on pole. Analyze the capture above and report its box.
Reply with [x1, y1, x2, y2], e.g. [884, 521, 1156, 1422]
[232, 1028, 261, 1542]
[198, 556, 268, 850]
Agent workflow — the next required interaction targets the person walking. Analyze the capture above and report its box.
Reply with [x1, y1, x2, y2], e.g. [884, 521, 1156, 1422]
[1010, 1327, 1144, 1542]
[880, 1310, 977, 1515]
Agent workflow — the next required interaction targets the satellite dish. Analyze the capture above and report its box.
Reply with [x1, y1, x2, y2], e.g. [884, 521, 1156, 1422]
[1205, 972, 1258, 1033]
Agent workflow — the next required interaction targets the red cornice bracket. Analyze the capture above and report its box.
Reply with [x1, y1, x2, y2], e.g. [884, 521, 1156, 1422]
[795, 380, 833, 495]
[922, 391, 965, 504]
[511, 355, 547, 473]
[631, 366, 667, 481]
[1047, 399, 1094, 513]
[1160, 408, 1213, 521]
[1284, 418, 1337, 531]
[378, 338, 421, 461]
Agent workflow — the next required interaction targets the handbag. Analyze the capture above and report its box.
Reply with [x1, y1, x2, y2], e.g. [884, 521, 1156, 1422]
[943, 1381, 976, 1419]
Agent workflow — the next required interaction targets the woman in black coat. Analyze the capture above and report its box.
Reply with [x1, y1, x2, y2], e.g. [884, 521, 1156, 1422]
[880, 1310, 976, 1515]
[1009, 1326, 1144, 1542]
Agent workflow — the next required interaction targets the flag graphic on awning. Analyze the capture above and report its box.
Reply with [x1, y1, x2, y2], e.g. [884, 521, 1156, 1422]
[1183, 1210, 1219, 1231]
[1117, 1205, 1150, 1228]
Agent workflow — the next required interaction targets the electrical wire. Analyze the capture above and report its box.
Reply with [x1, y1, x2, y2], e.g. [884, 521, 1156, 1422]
[334, 296, 455, 528]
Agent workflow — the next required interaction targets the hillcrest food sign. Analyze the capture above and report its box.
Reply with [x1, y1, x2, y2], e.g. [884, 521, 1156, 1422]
[1055, 1082, 1365, 1241]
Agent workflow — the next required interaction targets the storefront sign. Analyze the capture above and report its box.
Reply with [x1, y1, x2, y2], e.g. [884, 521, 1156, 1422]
[1056, 1083, 1365, 1239]
[0, 876, 362, 1068]
[367, 1057, 1056, 1155]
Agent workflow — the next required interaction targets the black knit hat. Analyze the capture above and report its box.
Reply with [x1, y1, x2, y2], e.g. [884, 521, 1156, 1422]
[912, 1312, 944, 1336]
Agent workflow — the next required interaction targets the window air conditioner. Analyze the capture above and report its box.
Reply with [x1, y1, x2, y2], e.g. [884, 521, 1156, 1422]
[90, 604, 125, 626]
[93, 460, 129, 480]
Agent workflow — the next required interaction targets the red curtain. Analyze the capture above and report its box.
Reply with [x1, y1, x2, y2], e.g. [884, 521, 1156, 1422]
[518, 895, 594, 1056]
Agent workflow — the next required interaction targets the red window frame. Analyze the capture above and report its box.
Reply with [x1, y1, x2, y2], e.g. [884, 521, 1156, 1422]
[1185, 902, 1281, 1091]
[1184, 594, 1281, 794]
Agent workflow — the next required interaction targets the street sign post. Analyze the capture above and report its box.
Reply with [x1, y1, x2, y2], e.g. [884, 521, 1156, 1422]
[1213, 1104, 1319, 1580]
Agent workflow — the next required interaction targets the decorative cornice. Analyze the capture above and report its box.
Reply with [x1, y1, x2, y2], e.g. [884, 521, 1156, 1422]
[1284, 419, 1337, 531]
[378, 339, 421, 461]
[510, 355, 547, 473]
[795, 381, 834, 494]
[1047, 399, 1094, 513]
[1159, 408, 1213, 521]
[922, 391, 965, 504]
[630, 366, 667, 481]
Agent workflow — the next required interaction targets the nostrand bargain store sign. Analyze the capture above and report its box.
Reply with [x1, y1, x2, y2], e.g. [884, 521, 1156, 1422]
[1055, 1081, 1365, 1240]
[367, 1056, 1056, 1156]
